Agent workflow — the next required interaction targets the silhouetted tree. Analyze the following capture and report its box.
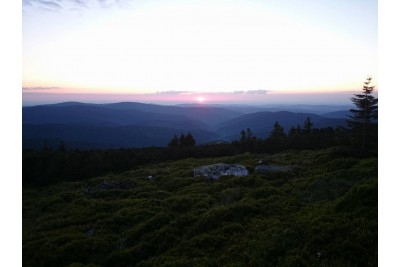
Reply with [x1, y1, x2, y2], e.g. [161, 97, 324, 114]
[266, 121, 287, 151]
[347, 77, 378, 149]
[179, 133, 186, 146]
[239, 128, 254, 143]
[303, 117, 313, 134]
[168, 135, 179, 147]
[238, 128, 256, 151]
[287, 125, 302, 149]
[246, 128, 253, 140]
[184, 132, 196, 146]
[269, 121, 286, 139]
[169, 132, 196, 147]
[240, 130, 247, 144]
[288, 125, 300, 138]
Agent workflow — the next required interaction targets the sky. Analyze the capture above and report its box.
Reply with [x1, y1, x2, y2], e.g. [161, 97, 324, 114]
[22, 0, 377, 105]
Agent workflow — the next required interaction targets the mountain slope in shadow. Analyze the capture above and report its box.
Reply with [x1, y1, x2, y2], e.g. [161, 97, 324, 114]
[23, 102, 348, 149]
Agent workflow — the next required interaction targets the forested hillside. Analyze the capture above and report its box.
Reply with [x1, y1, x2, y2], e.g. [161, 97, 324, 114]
[22, 102, 348, 149]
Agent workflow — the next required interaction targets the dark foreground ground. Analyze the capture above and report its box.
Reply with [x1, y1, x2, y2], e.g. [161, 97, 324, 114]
[23, 147, 377, 267]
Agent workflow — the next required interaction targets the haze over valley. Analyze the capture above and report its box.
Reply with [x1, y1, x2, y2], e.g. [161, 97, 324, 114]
[23, 101, 351, 149]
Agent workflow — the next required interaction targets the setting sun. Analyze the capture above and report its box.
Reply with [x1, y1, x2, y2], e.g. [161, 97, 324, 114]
[196, 96, 206, 103]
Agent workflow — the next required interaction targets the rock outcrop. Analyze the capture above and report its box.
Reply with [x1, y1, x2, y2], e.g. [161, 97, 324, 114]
[82, 179, 135, 196]
[193, 163, 249, 180]
[255, 165, 291, 173]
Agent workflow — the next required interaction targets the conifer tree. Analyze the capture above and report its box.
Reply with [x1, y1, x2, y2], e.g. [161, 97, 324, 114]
[347, 77, 378, 148]
[240, 129, 246, 144]
[246, 128, 253, 140]
[303, 117, 313, 134]
[270, 121, 286, 138]
[168, 134, 179, 147]
[185, 132, 196, 146]
[288, 125, 301, 138]
[179, 133, 186, 146]
[288, 124, 302, 148]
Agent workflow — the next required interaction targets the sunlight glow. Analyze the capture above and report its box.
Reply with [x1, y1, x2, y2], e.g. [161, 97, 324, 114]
[22, 0, 377, 99]
[196, 96, 206, 103]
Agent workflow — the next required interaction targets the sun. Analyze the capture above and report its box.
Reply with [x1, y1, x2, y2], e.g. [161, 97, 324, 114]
[196, 96, 206, 103]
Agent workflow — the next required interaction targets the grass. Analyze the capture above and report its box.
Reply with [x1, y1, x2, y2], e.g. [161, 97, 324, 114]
[23, 147, 377, 267]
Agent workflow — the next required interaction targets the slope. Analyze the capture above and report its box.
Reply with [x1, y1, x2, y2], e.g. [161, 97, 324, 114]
[23, 147, 377, 267]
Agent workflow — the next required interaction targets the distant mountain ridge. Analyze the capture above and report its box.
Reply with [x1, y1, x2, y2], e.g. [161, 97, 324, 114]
[30, 102, 243, 127]
[23, 105, 212, 130]
[23, 101, 349, 149]
[23, 123, 220, 149]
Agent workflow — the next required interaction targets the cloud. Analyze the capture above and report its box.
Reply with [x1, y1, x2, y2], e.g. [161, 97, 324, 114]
[23, 86, 61, 91]
[154, 90, 270, 96]
[69, 0, 87, 7]
[156, 91, 191, 95]
[246, 89, 270, 95]
[37, 0, 62, 9]
[23, 0, 128, 11]
[69, 0, 90, 7]
[96, 0, 124, 8]
[233, 91, 245, 95]
[231, 90, 270, 95]
[22, 0, 33, 6]
[23, 0, 62, 10]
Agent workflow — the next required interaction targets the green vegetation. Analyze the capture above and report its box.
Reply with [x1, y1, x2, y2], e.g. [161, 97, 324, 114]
[347, 76, 378, 149]
[23, 147, 377, 266]
[168, 132, 196, 147]
[23, 81, 378, 266]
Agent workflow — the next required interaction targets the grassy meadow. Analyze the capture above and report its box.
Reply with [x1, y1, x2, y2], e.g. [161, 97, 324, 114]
[23, 147, 377, 267]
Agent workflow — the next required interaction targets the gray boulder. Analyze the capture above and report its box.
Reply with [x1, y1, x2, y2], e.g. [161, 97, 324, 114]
[255, 165, 291, 173]
[193, 163, 249, 180]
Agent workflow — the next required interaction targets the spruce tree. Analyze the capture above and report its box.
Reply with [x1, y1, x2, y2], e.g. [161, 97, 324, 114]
[240, 130, 246, 144]
[347, 77, 378, 149]
[179, 133, 186, 146]
[168, 134, 179, 147]
[185, 132, 196, 146]
[246, 128, 253, 140]
[270, 121, 286, 138]
[266, 121, 287, 151]
[303, 117, 313, 134]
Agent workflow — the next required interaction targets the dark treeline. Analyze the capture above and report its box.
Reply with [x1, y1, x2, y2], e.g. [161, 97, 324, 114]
[232, 118, 340, 153]
[23, 145, 234, 186]
[23, 119, 376, 186]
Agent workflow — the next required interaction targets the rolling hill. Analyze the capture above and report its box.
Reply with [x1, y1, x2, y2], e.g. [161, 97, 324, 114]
[22, 102, 348, 149]
[23, 123, 220, 149]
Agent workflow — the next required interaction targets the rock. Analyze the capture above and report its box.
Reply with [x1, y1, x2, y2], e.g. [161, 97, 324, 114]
[255, 165, 291, 173]
[85, 228, 95, 237]
[82, 179, 135, 196]
[193, 163, 249, 180]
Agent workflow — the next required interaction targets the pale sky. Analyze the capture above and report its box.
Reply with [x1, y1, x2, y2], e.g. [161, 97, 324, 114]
[22, 0, 378, 104]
